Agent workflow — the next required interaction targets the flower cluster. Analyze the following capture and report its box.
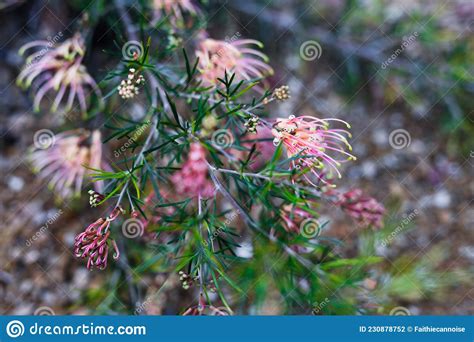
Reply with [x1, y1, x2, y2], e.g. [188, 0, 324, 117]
[88, 190, 105, 207]
[337, 189, 385, 228]
[17, 33, 101, 113]
[195, 38, 273, 88]
[29, 129, 104, 199]
[118, 68, 145, 99]
[273, 85, 291, 101]
[272, 115, 356, 186]
[170, 142, 215, 198]
[244, 115, 259, 133]
[74, 208, 122, 270]
[153, 0, 199, 24]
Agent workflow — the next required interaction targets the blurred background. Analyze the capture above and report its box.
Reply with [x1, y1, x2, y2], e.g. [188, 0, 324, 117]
[0, 0, 473, 315]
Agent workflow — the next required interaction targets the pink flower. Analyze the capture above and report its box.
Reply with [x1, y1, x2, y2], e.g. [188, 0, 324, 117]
[153, 0, 199, 24]
[337, 189, 385, 228]
[17, 33, 101, 113]
[170, 142, 214, 198]
[271, 115, 356, 186]
[29, 129, 104, 199]
[74, 208, 121, 270]
[195, 37, 273, 88]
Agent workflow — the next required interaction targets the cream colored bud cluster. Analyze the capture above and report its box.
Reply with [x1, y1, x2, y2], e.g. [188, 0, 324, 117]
[273, 85, 290, 101]
[244, 115, 259, 133]
[88, 190, 105, 207]
[118, 68, 145, 99]
[179, 271, 197, 290]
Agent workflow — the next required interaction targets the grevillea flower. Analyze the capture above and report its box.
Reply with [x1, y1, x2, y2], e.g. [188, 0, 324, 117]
[74, 208, 121, 270]
[29, 129, 104, 199]
[17, 33, 101, 113]
[195, 38, 273, 88]
[153, 0, 199, 24]
[171, 142, 214, 198]
[337, 189, 385, 228]
[271, 115, 356, 186]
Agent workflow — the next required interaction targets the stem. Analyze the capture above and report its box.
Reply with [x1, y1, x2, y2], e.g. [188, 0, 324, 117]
[115, 115, 158, 208]
[207, 163, 271, 181]
[197, 194, 205, 302]
[180, 91, 275, 127]
[208, 167, 314, 270]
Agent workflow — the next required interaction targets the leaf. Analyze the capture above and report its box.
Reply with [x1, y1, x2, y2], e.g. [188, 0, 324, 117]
[321, 256, 382, 270]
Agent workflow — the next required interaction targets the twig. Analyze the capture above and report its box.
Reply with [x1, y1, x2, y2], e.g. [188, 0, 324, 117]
[208, 167, 314, 270]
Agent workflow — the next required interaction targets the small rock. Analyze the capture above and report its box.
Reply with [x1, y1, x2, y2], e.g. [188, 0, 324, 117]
[7, 175, 24, 192]
[361, 161, 377, 178]
[420, 189, 451, 209]
[372, 129, 388, 146]
[459, 246, 474, 262]
[12, 305, 34, 315]
[24, 250, 40, 264]
[432, 190, 451, 208]
[73, 269, 90, 289]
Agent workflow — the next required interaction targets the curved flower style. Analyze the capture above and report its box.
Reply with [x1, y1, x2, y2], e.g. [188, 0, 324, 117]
[337, 189, 385, 228]
[17, 33, 101, 113]
[195, 38, 273, 88]
[153, 0, 199, 24]
[29, 129, 104, 199]
[170, 142, 214, 198]
[271, 115, 356, 186]
[74, 208, 121, 270]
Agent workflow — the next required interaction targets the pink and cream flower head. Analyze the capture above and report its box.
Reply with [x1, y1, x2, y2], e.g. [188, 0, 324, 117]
[17, 33, 101, 113]
[29, 129, 104, 199]
[195, 37, 273, 88]
[271, 115, 356, 186]
[153, 0, 199, 24]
